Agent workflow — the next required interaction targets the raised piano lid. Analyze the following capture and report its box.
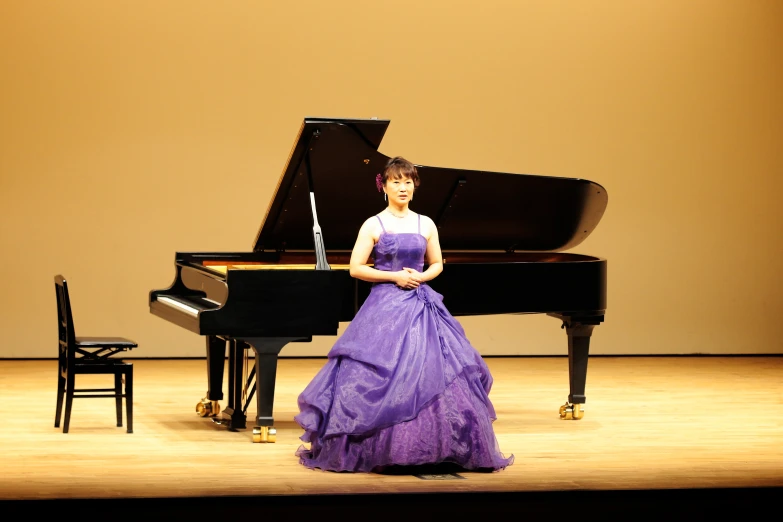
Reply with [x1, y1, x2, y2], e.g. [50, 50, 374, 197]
[253, 117, 608, 253]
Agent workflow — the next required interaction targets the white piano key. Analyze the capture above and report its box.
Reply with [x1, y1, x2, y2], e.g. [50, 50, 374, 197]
[156, 296, 199, 317]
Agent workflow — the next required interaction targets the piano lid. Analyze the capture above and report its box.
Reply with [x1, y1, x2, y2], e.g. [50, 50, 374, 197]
[253, 117, 608, 253]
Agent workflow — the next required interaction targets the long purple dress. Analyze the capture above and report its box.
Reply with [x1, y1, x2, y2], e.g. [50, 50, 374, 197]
[295, 214, 514, 473]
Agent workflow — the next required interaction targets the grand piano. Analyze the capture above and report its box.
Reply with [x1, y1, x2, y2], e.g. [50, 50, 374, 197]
[149, 117, 608, 443]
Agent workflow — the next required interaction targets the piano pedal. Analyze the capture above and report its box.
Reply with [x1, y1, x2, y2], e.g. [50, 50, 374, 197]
[195, 398, 221, 418]
[559, 402, 585, 420]
[252, 426, 277, 443]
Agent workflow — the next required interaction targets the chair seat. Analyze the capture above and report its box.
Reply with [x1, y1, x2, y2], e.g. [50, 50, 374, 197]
[74, 359, 132, 367]
[75, 337, 138, 348]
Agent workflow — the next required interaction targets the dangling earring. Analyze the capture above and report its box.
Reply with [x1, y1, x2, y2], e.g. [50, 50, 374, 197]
[384, 193, 387, 201]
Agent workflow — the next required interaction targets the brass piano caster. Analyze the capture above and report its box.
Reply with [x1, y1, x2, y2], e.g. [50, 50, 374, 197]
[252, 426, 277, 443]
[195, 398, 221, 418]
[559, 402, 585, 420]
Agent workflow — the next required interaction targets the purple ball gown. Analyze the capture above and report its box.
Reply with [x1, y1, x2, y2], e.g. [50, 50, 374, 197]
[295, 215, 514, 473]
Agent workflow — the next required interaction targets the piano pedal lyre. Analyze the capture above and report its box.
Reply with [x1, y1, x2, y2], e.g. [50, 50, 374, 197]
[559, 402, 585, 420]
[195, 397, 221, 417]
[252, 426, 277, 443]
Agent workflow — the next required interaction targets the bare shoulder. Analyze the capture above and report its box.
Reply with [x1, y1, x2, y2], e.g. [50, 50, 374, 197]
[417, 214, 438, 239]
[361, 215, 379, 227]
[360, 215, 383, 239]
[419, 214, 436, 226]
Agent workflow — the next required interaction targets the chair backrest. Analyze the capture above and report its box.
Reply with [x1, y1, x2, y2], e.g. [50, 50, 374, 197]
[54, 275, 76, 360]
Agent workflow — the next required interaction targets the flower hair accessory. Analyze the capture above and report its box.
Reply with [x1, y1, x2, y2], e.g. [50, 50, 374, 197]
[375, 173, 383, 192]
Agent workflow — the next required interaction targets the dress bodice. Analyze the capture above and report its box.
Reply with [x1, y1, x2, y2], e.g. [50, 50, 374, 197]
[372, 215, 427, 273]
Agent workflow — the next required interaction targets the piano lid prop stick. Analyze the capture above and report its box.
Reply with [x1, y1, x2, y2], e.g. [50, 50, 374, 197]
[310, 192, 331, 271]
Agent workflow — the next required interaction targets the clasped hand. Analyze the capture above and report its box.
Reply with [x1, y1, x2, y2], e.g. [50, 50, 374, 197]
[395, 267, 422, 289]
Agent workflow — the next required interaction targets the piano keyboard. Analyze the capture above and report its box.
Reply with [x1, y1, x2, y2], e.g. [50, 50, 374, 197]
[156, 295, 221, 317]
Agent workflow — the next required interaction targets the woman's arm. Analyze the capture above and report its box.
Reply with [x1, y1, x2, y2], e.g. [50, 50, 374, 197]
[418, 217, 443, 282]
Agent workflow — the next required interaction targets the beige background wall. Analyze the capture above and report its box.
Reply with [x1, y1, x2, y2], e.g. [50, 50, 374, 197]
[1, 1, 781, 359]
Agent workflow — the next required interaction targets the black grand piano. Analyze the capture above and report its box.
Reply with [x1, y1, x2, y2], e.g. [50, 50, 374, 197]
[149, 117, 607, 443]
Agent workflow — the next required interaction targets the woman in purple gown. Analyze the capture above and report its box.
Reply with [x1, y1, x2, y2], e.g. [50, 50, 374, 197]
[295, 157, 514, 473]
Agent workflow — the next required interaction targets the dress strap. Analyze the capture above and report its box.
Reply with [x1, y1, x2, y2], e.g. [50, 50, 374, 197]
[417, 213, 421, 235]
[375, 215, 387, 232]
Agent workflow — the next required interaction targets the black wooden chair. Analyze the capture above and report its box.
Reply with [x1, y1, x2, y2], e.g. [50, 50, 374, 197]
[54, 275, 137, 433]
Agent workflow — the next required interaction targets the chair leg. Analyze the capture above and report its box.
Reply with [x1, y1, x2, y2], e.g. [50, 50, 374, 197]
[63, 371, 75, 433]
[115, 372, 123, 427]
[125, 365, 133, 434]
[55, 367, 65, 428]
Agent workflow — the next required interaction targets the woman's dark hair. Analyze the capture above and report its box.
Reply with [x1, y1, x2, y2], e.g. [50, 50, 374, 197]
[381, 156, 420, 187]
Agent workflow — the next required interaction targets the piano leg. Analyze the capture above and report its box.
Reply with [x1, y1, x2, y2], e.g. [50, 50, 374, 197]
[196, 335, 225, 418]
[242, 337, 308, 443]
[214, 339, 248, 430]
[550, 313, 604, 420]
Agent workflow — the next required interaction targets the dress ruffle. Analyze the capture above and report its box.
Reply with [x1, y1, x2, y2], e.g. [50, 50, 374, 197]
[296, 367, 513, 472]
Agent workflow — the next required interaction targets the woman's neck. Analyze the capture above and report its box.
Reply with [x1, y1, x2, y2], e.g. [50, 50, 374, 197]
[385, 203, 410, 218]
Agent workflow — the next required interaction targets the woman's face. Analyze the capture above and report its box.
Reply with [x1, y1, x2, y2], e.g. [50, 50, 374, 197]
[385, 175, 415, 205]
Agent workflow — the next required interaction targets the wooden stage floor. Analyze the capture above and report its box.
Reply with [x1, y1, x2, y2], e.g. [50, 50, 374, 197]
[0, 356, 781, 520]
